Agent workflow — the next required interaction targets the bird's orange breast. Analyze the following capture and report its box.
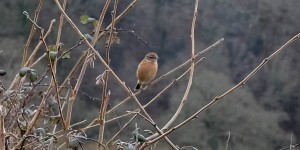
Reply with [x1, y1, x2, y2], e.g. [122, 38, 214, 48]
[136, 60, 158, 83]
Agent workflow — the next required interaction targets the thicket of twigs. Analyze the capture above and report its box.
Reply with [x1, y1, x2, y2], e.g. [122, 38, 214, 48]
[0, 0, 299, 149]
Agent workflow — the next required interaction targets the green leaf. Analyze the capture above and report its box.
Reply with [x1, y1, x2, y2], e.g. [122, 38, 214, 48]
[49, 51, 57, 61]
[92, 20, 98, 28]
[132, 130, 147, 143]
[29, 71, 38, 82]
[19, 67, 30, 77]
[80, 15, 90, 24]
[48, 45, 56, 51]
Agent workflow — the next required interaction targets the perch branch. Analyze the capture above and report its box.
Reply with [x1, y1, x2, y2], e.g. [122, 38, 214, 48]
[146, 32, 300, 144]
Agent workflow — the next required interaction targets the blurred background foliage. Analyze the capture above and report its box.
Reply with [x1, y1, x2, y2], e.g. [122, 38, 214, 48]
[0, 0, 300, 149]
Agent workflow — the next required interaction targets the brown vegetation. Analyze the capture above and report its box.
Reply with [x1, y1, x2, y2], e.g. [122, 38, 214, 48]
[0, 0, 300, 149]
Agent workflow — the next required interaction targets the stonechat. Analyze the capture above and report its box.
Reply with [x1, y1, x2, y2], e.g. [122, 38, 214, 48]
[134, 52, 159, 90]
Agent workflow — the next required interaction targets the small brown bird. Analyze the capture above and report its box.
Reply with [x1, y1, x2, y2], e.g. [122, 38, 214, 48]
[135, 52, 159, 90]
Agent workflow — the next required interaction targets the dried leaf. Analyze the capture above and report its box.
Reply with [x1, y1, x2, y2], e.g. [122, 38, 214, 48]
[106, 31, 120, 45]
[61, 48, 70, 59]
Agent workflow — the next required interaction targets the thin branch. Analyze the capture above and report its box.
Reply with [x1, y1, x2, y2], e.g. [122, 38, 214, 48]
[20, 135, 47, 150]
[98, 0, 117, 149]
[49, 0, 69, 130]
[106, 38, 223, 115]
[225, 131, 230, 150]
[8, 18, 56, 91]
[290, 134, 293, 150]
[41, 38, 66, 129]
[57, 53, 85, 94]
[22, 0, 44, 66]
[106, 57, 205, 124]
[81, 37, 222, 139]
[57, 0, 141, 95]
[64, 55, 89, 128]
[141, 1, 198, 148]
[54, 1, 177, 149]
[55, 0, 67, 50]
[161, 0, 198, 130]
[57, 0, 141, 104]
[278, 144, 300, 150]
[29, 53, 47, 67]
[106, 114, 137, 145]
[146, 32, 300, 144]
[11, 20, 57, 150]
[96, 0, 141, 41]
[0, 106, 5, 150]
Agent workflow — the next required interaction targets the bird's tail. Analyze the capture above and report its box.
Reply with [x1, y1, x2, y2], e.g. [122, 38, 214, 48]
[135, 83, 141, 90]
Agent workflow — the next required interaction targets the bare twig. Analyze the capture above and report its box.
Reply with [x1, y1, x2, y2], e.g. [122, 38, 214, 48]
[278, 144, 300, 150]
[106, 114, 137, 145]
[82, 37, 222, 141]
[96, 0, 141, 41]
[54, 2, 142, 141]
[57, 0, 140, 96]
[290, 134, 293, 150]
[29, 53, 47, 67]
[8, 18, 56, 91]
[106, 38, 223, 115]
[22, 0, 44, 66]
[141, 1, 198, 148]
[11, 19, 57, 150]
[0, 106, 6, 150]
[146, 32, 300, 144]
[162, 0, 198, 130]
[55, 0, 67, 51]
[54, 1, 177, 149]
[106, 57, 205, 124]
[98, 0, 117, 149]
[49, 0, 69, 131]
[225, 131, 230, 150]
[41, 38, 66, 129]
[20, 135, 47, 150]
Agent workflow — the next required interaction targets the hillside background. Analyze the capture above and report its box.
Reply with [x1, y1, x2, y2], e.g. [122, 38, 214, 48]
[0, 0, 300, 149]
